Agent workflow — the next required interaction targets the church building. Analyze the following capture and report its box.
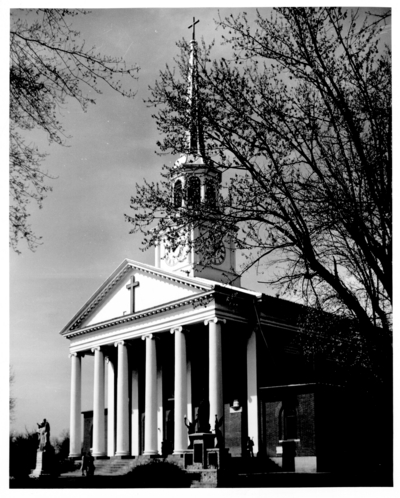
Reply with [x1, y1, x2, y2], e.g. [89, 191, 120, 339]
[60, 24, 367, 476]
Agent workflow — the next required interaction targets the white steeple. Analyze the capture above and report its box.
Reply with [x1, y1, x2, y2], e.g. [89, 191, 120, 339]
[154, 18, 240, 287]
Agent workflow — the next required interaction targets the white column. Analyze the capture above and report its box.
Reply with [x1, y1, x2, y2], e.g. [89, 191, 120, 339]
[171, 327, 187, 454]
[131, 365, 140, 456]
[247, 329, 259, 455]
[200, 180, 206, 202]
[115, 341, 130, 457]
[92, 347, 106, 457]
[142, 334, 158, 455]
[69, 352, 82, 457]
[187, 358, 192, 430]
[157, 365, 163, 454]
[205, 318, 225, 431]
[106, 356, 115, 457]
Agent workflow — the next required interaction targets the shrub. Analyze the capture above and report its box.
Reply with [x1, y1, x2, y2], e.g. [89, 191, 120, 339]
[124, 460, 191, 488]
[9, 429, 38, 478]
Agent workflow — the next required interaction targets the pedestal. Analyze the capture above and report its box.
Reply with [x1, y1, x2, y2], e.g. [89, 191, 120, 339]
[188, 433, 216, 469]
[29, 450, 52, 478]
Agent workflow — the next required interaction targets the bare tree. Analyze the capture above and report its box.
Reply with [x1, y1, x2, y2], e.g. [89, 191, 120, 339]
[10, 9, 139, 253]
[127, 7, 391, 336]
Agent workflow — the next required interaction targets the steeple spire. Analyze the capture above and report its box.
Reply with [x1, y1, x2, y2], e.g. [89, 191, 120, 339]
[187, 17, 201, 155]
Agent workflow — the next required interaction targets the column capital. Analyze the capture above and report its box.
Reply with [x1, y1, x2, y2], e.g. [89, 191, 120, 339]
[142, 333, 156, 341]
[114, 340, 125, 347]
[91, 346, 103, 353]
[69, 352, 83, 359]
[204, 317, 226, 326]
[170, 326, 188, 334]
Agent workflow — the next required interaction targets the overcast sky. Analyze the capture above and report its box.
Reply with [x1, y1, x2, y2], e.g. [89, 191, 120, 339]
[8, 4, 279, 440]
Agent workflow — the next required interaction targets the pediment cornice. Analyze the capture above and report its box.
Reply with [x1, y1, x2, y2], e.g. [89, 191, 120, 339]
[60, 259, 214, 335]
[62, 289, 215, 339]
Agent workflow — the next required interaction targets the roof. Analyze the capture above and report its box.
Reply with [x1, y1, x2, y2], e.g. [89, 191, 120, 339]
[196, 276, 262, 299]
[60, 258, 310, 339]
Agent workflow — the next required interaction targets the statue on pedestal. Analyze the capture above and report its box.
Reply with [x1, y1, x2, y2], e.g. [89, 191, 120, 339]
[30, 418, 53, 478]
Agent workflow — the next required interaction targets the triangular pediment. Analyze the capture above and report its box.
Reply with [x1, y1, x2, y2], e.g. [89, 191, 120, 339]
[60, 259, 213, 334]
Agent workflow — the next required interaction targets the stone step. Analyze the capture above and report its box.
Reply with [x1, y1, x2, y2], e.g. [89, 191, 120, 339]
[60, 458, 138, 478]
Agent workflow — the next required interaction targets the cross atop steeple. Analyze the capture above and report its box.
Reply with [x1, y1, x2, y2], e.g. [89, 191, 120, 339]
[188, 17, 200, 41]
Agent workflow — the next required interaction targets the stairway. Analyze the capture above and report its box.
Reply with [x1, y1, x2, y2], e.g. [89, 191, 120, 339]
[60, 454, 282, 485]
[59, 457, 138, 477]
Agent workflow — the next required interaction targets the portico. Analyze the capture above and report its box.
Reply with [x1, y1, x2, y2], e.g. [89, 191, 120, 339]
[63, 259, 260, 460]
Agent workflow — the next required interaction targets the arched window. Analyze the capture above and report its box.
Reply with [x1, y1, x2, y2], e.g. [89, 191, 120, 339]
[187, 176, 201, 208]
[283, 407, 297, 440]
[279, 398, 298, 440]
[205, 179, 216, 207]
[174, 180, 183, 208]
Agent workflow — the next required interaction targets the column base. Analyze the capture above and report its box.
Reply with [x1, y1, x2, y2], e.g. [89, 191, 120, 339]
[143, 451, 159, 456]
[115, 450, 130, 457]
[173, 449, 190, 456]
[92, 450, 107, 457]
[69, 453, 82, 459]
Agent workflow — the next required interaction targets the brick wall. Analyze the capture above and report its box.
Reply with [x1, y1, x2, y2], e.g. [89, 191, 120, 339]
[297, 393, 315, 456]
[262, 392, 316, 458]
[264, 400, 281, 457]
[224, 404, 244, 456]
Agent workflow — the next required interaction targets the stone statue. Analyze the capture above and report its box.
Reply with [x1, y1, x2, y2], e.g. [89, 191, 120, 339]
[184, 415, 196, 435]
[37, 419, 50, 451]
[184, 415, 196, 448]
[214, 414, 224, 448]
[30, 419, 53, 478]
[196, 397, 210, 433]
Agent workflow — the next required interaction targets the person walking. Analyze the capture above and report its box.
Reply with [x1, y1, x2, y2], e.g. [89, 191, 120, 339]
[87, 450, 95, 476]
[247, 437, 254, 458]
[81, 452, 88, 476]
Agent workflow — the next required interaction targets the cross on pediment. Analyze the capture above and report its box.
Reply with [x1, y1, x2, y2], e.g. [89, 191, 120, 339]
[126, 275, 140, 314]
[188, 17, 200, 41]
